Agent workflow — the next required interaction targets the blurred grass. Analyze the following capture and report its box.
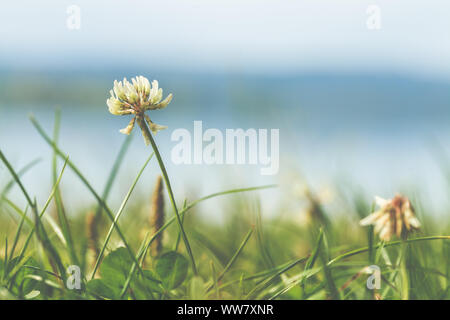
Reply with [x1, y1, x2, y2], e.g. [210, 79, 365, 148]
[0, 113, 449, 300]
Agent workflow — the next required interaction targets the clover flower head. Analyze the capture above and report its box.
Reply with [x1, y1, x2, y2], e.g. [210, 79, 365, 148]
[360, 194, 421, 241]
[106, 76, 173, 145]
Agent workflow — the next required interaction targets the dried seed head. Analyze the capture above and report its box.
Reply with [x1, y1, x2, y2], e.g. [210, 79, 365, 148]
[302, 189, 330, 229]
[86, 211, 99, 257]
[360, 194, 421, 241]
[150, 175, 165, 256]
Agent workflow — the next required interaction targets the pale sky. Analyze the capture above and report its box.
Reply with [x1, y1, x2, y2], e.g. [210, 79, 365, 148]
[0, 0, 449, 77]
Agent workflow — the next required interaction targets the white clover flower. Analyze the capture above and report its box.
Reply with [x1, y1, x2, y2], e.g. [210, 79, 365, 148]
[107, 76, 173, 145]
[360, 194, 421, 241]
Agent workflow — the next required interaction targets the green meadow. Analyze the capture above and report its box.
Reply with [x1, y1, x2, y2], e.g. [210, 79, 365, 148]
[0, 105, 450, 300]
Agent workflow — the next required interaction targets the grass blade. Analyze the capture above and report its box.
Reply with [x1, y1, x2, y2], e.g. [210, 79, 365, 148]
[51, 109, 79, 266]
[9, 205, 28, 264]
[0, 150, 66, 280]
[0, 158, 41, 201]
[244, 256, 309, 299]
[207, 227, 254, 292]
[299, 228, 324, 297]
[142, 185, 277, 263]
[328, 236, 450, 266]
[319, 234, 339, 300]
[210, 261, 220, 299]
[91, 153, 153, 279]
[173, 198, 187, 252]
[146, 129, 197, 274]
[29, 114, 142, 278]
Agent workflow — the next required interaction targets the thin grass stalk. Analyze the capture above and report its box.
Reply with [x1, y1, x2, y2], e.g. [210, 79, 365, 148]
[327, 236, 450, 266]
[210, 261, 220, 299]
[319, 233, 339, 300]
[0, 150, 67, 281]
[29, 115, 143, 279]
[400, 241, 409, 300]
[7, 205, 28, 272]
[143, 123, 197, 275]
[8, 158, 68, 281]
[121, 185, 276, 298]
[300, 228, 324, 298]
[244, 256, 309, 299]
[173, 199, 188, 252]
[91, 135, 133, 253]
[3, 238, 8, 281]
[91, 153, 153, 280]
[142, 185, 276, 266]
[52, 109, 79, 267]
[87, 135, 132, 261]
[206, 227, 254, 292]
[0, 158, 41, 201]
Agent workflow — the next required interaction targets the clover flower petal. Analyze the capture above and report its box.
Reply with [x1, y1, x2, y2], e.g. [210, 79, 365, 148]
[119, 117, 136, 135]
[107, 75, 172, 145]
[107, 95, 129, 115]
[150, 93, 173, 110]
[144, 114, 168, 134]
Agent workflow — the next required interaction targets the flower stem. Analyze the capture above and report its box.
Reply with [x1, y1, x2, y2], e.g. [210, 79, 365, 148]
[142, 120, 198, 275]
[327, 235, 450, 266]
[137, 116, 151, 146]
[400, 240, 409, 300]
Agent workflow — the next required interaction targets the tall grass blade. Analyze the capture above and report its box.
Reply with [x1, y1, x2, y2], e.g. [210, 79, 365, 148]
[319, 233, 339, 300]
[0, 150, 66, 280]
[255, 205, 274, 269]
[91, 153, 153, 279]
[142, 185, 277, 263]
[9, 205, 28, 264]
[29, 115, 142, 278]
[173, 199, 187, 252]
[51, 109, 79, 266]
[145, 129, 197, 275]
[206, 227, 254, 292]
[244, 256, 309, 299]
[0, 158, 41, 201]
[300, 228, 324, 297]
[9, 157, 69, 281]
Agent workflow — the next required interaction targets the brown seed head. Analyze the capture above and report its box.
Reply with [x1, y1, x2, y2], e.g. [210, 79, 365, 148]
[150, 175, 165, 256]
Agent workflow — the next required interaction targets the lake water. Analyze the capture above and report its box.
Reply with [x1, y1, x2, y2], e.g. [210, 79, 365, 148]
[1, 72, 450, 219]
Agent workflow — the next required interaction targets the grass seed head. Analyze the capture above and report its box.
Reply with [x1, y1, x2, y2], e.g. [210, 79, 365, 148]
[86, 211, 99, 257]
[150, 175, 165, 256]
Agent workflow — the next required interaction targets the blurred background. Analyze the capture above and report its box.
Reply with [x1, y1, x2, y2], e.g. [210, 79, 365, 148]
[1, 0, 450, 220]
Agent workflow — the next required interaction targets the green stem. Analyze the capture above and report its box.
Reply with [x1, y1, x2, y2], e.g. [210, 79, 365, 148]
[328, 236, 450, 266]
[173, 199, 188, 252]
[206, 227, 254, 292]
[29, 115, 144, 279]
[52, 109, 79, 267]
[90, 153, 153, 280]
[140, 118, 198, 275]
[0, 150, 67, 281]
[143, 185, 276, 262]
[400, 241, 409, 300]
[118, 185, 276, 297]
